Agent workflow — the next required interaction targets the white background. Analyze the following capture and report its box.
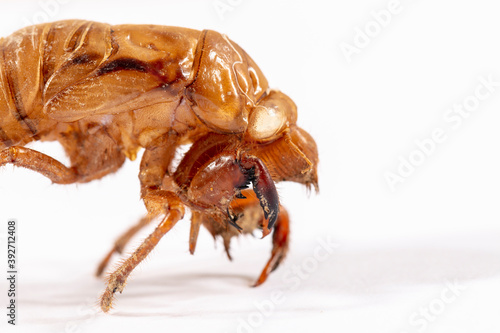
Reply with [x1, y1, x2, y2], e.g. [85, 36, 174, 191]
[0, 0, 499, 332]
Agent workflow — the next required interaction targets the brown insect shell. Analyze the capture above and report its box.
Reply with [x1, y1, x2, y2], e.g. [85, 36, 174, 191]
[185, 30, 269, 134]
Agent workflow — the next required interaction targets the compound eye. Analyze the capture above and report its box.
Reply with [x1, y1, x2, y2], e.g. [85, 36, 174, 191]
[247, 105, 286, 141]
[246, 90, 297, 142]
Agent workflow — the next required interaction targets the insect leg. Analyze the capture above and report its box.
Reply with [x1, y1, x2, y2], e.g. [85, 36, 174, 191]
[238, 153, 280, 236]
[189, 211, 203, 255]
[0, 146, 78, 183]
[139, 134, 178, 215]
[57, 124, 125, 183]
[229, 189, 289, 286]
[253, 206, 289, 287]
[94, 135, 178, 277]
[95, 215, 154, 277]
[100, 192, 184, 313]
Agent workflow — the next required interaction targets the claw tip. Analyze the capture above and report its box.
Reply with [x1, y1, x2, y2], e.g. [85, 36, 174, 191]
[261, 226, 271, 238]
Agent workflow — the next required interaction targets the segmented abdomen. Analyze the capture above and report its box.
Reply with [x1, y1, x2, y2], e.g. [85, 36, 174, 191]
[0, 20, 201, 149]
[0, 23, 46, 149]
